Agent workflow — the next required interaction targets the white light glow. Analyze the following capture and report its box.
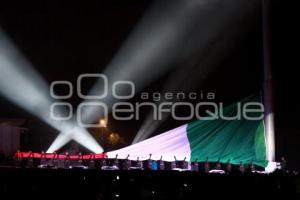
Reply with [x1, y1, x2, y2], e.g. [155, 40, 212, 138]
[48, 0, 262, 151]
[0, 28, 103, 153]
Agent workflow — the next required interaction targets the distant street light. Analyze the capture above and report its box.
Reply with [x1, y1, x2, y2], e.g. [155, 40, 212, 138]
[99, 118, 107, 150]
[99, 119, 107, 128]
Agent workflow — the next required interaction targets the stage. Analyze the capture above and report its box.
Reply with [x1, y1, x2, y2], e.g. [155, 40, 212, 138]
[0, 167, 298, 200]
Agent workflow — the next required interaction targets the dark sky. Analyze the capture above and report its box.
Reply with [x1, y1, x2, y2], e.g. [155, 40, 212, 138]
[0, 0, 299, 169]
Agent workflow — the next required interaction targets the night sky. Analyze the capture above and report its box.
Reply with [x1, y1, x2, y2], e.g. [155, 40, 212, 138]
[0, 0, 299, 169]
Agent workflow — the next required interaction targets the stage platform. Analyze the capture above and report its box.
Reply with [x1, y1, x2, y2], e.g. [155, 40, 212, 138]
[0, 167, 298, 200]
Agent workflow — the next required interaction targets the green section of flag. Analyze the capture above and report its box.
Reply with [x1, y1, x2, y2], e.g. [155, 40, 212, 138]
[187, 95, 267, 167]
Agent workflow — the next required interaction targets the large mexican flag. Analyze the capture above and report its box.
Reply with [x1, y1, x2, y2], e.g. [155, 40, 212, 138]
[107, 95, 267, 167]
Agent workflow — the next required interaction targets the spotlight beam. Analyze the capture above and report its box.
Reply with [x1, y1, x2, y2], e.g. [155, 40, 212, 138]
[0, 28, 103, 153]
[82, 0, 260, 124]
[0, 28, 70, 131]
[133, 0, 261, 143]
[48, 0, 219, 151]
[47, 0, 261, 152]
[47, 126, 103, 153]
[81, 0, 210, 123]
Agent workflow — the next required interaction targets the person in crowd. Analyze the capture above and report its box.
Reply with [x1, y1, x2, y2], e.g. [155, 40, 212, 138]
[26, 151, 34, 168]
[281, 156, 287, 174]
[226, 159, 232, 173]
[191, 158, 199, 172]
[151, 160, 158, 170]
[52, 151, 58, 168]
[77, 152, 83, 167]
[250, 160, 255, 172]
[182, 157, 188, 169]
[101, 155, 107, 168]
[40, 151, 47, 166]
[239, 161, 245, 174]
[113, 154, 119, 168]
[137, 157, 143, 169]
[64, 152, 71, 169]
[146, 154, 152, 170]
[215, 157, 221, 170]
[204, 157, 210, 173]
[88, 153, 95, 169]
[171, 156, 177, 169]
[122, 154, 131, 170]
[158, 156, 165, 170]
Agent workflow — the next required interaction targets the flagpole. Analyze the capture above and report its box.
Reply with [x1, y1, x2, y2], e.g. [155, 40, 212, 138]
[262, 0, 276, 171]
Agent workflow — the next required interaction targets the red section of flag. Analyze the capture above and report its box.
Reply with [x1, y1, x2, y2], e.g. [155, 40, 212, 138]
[15, 152, 107, 160]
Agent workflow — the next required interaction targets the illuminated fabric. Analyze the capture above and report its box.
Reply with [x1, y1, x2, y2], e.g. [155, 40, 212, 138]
[107, 95, 267, 167]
